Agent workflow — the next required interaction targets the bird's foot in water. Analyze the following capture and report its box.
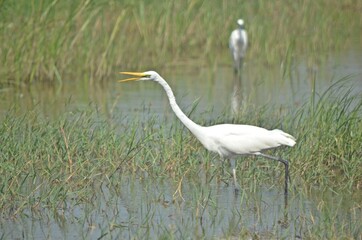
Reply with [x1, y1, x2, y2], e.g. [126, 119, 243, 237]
[233, 181, 241, 195]
[234, 186, 240, 195]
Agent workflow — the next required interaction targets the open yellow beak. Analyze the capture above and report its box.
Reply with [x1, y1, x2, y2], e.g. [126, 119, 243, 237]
[118, 72, 145, 82]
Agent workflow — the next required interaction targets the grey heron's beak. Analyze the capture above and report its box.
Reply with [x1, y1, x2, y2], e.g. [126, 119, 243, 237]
[118, 72, 146, 82]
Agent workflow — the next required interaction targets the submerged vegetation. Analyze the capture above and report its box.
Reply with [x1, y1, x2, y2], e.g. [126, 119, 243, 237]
[0, 78, 361, 238]
[1, 0, 361, 238]
[1, 0, 361, 83]
[1, 80, 361, 213]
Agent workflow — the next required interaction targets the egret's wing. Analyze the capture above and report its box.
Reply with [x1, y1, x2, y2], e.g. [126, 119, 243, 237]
[229, 30, 240, 50]
[208, 124, 295, 156]
[217, 134, 278, 155]
[210, 124, 267, 136]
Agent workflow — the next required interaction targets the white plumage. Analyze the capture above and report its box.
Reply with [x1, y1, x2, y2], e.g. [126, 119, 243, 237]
[229, 19, 248, 72]
[119, 71, 296, 195]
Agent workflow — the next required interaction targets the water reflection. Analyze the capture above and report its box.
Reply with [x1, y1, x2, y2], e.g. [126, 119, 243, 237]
[1, 176, 360, 239]
[231, 72, 244, 115]
[1, 48, 362, 122]
[1, 48, 362, 239]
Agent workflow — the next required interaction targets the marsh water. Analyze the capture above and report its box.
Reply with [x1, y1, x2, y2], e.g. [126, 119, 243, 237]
[2, 47, 362, 119]
[1, 47, 362, 239]
[2, 176, 361, 239]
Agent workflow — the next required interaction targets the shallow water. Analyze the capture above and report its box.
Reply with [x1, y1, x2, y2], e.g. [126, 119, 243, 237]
[1, 47, 361, 121]
[1, 48, 362, 239]
[1, 175, 361, 239]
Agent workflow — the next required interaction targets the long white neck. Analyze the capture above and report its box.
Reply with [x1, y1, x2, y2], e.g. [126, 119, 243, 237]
[154, 76, 204, 136]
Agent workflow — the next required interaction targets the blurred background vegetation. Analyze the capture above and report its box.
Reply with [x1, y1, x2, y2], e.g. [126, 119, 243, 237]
[1, 0, 361, 84]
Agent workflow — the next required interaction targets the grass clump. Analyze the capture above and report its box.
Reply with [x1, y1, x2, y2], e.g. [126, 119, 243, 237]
[0, 108, 200, 216]
[290, 79, 362, 189]
[0, 78, 361, 217]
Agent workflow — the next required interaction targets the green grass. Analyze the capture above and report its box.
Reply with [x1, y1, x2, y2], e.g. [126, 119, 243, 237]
[289, 78, 362, 190]
[1, 0, 361, 84]
[0, 78, 361, 239]
[0, 79, 361, 216]
[1, 1, 361, 238]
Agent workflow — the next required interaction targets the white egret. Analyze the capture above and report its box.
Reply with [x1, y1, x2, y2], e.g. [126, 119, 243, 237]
[119, 71, 296, 195]
[229, 19, 248, 73]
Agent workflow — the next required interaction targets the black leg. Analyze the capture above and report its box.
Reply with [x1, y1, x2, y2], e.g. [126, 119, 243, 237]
[258, 153, 290, 196]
